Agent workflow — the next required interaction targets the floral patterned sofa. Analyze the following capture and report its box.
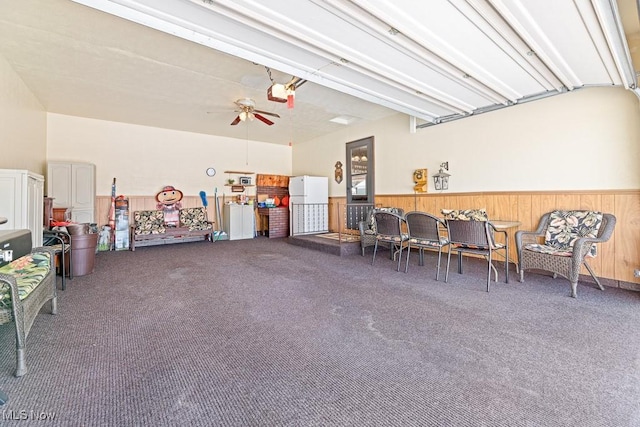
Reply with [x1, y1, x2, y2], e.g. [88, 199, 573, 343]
[129, 207, 213, 251]
[0, 236, 56, 377]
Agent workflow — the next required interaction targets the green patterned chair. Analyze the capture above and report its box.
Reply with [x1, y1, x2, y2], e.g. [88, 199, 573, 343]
[0, 246, 56, 377]
[516, 210, 616, 298]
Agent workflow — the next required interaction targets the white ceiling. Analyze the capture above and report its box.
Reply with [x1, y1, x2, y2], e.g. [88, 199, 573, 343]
[0, 0, 637, 145]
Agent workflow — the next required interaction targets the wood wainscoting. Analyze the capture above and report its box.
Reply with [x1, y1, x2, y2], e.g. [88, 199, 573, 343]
[92, 191, 639, 289]
[328, 190, 640, 289]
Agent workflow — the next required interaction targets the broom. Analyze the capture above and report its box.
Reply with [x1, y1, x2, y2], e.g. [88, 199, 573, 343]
[199, 191, 211, 242]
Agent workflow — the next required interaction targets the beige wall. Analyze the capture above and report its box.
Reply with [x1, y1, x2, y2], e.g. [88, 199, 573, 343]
[294, 87, 640, 197]
[46, 113, 292, 197]
[0, 55, 47, 174]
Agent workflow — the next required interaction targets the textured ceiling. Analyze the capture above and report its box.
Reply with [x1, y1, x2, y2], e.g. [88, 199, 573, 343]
[0, 0, 637, 145]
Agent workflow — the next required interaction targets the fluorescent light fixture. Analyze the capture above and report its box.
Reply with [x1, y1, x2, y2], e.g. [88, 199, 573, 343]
[330, 115, 357, 125]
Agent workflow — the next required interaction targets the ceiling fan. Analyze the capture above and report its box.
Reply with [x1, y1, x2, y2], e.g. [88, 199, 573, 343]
[230, 98, 280, 126]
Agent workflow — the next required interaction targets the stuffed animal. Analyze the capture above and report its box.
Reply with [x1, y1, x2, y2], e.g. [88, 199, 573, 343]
[156, 185, 183, 226]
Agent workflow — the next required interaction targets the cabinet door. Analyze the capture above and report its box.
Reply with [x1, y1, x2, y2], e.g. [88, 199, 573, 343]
[72, 163, 95, 211]
[242, 205, 255, 238]
[48, 163, 72, 208]
[72, 209, 94, 224]
[0, 170, 43, 247]
[224, 205, 241, 240]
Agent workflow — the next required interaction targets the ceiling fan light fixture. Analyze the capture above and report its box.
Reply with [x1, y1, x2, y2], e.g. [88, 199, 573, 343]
[239, 111, 248, 121]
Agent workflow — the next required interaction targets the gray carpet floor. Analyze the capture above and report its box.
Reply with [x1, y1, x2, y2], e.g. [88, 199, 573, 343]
[0, 238, 639, 426]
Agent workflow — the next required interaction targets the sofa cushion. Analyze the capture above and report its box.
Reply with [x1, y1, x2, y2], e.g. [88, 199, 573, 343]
[134, 210, 166, 235]
[544, 210, 603, 257]
[523, 243, 575, 257]
[0, 252, 52, 308]
[179, 207, 212, 231]
[441, 209, 488, 221]
[409, 236, 449, 247]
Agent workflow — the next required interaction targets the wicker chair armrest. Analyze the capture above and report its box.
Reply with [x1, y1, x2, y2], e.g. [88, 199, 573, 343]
[514, 230, 542, 248]
[515, 212, 552, 249]
[358, 220, 369, 235]
[570, 214, 616, 261]
[597, 214, 616, 242]
[571, 232, 612, 260]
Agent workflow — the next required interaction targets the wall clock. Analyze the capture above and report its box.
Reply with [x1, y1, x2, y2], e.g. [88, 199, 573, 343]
[205, 167, 216, 177]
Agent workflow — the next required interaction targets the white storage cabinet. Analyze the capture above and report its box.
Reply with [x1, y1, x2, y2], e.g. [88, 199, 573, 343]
[0, 169, 44, 247]
[223, 204, 254, 240]
[47, 162, 95, 224]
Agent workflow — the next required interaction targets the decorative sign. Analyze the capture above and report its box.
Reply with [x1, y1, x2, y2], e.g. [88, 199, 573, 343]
[335, 161, 343, 184]
[413, 168, 428, 193]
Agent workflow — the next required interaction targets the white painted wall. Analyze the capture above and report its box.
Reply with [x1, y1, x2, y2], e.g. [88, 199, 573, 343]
[46, 114, 292, 197]
[0, 55, 47, 174]
[293, 87, 640, 196]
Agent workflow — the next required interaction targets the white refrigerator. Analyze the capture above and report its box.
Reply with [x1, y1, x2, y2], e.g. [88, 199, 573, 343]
[289, 175, 329, 235]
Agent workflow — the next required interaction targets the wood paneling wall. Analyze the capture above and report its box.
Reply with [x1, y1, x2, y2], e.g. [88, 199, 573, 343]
[93, 190, 639, 287]
[328, 190, 640, 287]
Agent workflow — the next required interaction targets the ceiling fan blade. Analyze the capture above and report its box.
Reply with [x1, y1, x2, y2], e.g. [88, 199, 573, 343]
[230, 115, 241, 125]
[254, 109, 280, 118]
[253, 113, 275, 126]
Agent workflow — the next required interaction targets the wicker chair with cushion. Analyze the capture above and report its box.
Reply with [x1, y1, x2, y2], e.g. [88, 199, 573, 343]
[443, 209, 508, 292]
[372, 211, 409, 271]
[515, 210, 616, 298]
[358, 207, 404, 256]
[0, 245, 57, 377]
[404, 211, 449, 280]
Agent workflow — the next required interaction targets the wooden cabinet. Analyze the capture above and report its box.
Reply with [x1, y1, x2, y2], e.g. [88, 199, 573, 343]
[47, 162, 95, 223]
[224, 204, 254, 240]
[0, 169, 44, 247]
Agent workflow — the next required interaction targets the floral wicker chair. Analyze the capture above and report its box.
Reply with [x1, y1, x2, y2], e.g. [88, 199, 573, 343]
[515, 210, 616, 298]
[442, 209, 508, 292]
[358, 207, 404, 256]
[404, 211, 449, 280]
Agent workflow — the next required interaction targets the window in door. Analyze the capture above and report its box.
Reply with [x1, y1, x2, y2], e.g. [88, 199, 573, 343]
[346, 136, 374, 229]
